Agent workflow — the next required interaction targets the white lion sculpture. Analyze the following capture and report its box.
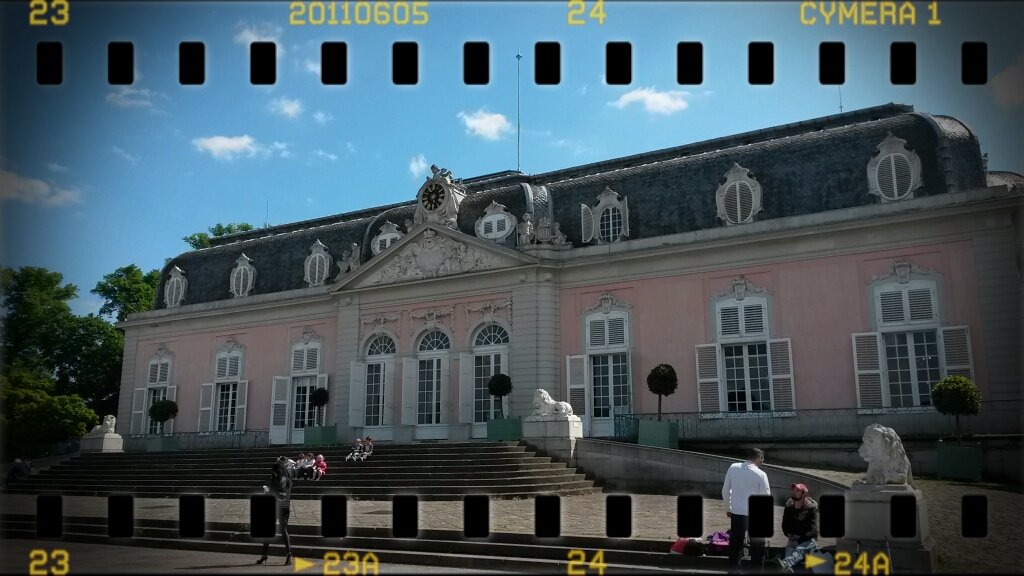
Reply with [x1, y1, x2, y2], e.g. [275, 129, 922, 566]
[856, 423, 915, 487]
[87, 415, 117, 436]
[531, 389, 574, 419]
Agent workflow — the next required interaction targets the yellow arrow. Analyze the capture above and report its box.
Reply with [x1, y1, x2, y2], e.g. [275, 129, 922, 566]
[293, 557, 315, 572]
[804, 554, 826, 569]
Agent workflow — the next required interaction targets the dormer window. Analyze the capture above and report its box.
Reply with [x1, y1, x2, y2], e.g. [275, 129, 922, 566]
[580, 187, 629, 244]
[715, 164, 763, 226]
[867, 133, 922, 202]
[304, 240, 332, 287]
[164, 267, 187, 308]
[229, 254, 256, 298]
[370, 221, 404, 256]
[475, 201, 516, 241]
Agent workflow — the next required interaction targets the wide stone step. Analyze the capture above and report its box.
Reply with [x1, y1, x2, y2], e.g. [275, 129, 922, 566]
[39, 461, 568, 476]
[77, 442, 527, 458]
[52, 457, 550, 470]
[31, 470, 575, 483]
[20, 472, 588, 488]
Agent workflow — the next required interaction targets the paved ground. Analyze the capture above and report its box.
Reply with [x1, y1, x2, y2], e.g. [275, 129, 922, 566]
[0, 538, 514, 574]
[2, 464, 1021, 574]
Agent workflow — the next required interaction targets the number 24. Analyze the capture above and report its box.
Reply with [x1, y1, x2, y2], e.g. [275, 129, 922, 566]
[567, 0, 605, 25]
[29, 0, 69, 26]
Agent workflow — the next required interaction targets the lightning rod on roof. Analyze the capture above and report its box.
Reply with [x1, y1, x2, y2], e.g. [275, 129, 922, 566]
[517, 49, 522, 173]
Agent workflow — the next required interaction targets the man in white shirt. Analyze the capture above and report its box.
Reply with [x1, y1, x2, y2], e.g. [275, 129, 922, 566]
[722, 448, 771, 572]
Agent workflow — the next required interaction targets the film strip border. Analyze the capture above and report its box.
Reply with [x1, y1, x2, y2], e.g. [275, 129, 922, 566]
[29, 493, 988, 540]
[33, 40, 992, 86]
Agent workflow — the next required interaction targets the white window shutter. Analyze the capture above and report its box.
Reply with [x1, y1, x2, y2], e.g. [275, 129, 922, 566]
[164, 386, 177, 433]
[743, 303, 765, 336]
[852, 332, 885, 409]
[228, 356, 241, 379]
[216, 356, 229, 380]
[940, 326, 974, 381]
[350, 362, 367, 428]
[621, 196, 629, 237]
[235, 381, 248, 431]
[131, 387, 147, 434]
[695, 344, 721, 412]
[581, 204, 594, 243]
[607, 316, 626, 346]
[158, 361, 170, 384]
[589, 318, 606, 348]
[768, 339, 795, 411]
[719, 305, 740, 338]
[878, 289, 907, 325]
[148, 362, 160, 384]
[459, 353, 474, 423]
[567, 355, 587, 416]
[401, 358, 417, 425]
[269, 377, 290, 444]
[382, 359, 396, 426]
[907, 287, 935, 322]
[439, 356, 451, 424]
[306, 346, 320, 373]
[198, 383, 215, 432]
[291, 348, 304, 373]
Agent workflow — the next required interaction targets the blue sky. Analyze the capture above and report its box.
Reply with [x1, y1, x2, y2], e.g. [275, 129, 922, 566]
[3, 1, 1022, 317]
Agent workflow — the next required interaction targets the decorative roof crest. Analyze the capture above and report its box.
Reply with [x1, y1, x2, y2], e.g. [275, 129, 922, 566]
[583, 291, 632, 315]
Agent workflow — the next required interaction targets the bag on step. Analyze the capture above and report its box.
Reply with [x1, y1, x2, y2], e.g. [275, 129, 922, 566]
[706, 530, 731, 555]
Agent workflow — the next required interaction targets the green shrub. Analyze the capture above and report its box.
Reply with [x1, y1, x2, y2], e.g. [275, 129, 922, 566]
[148, 399, 178, 424]
[931, 376, 981, 446]
[487, 374, 513, 419]
[309, 387, 330, 426]
[646, 364, 679, 421]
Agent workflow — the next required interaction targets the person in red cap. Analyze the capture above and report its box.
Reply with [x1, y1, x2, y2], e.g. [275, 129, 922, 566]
[770, 483, 819, 572]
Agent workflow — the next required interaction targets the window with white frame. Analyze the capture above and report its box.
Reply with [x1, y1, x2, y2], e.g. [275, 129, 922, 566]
[291, 343, 321, 375]
[853, 277, 973, 410]
[147, 358, 171, 433]
[715, 164, 763, 226]
[580, 187, 629, 245]
[364, 335, 396, 427]
[304, 241, 332, 287]
[229, 254, 256, 298]
[417, 331, 449, 424]
[473, 325, 509, 422]
[586, 312, 630, 418]
[214, 351, 242, 431]
[164, 267, 187, 308]
[867, 134, 922, 203]
[371, 221, 405, 256]
[475, 202, 516, 242]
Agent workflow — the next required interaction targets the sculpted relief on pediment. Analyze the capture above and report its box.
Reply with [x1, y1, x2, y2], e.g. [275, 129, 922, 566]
[369, 229, 500, 285]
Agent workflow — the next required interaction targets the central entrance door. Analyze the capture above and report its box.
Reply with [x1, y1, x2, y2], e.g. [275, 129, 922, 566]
[290, 375, 317, 444]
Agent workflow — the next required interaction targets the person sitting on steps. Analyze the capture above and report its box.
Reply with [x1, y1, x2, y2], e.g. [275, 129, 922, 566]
[345, 438, 364, 462]
[769, 483, 820, 573]
[312, 454, 327, 480]
[357, 437, 373, 462]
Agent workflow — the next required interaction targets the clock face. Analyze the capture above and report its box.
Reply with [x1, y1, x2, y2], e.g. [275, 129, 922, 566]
[422, 183, 445, 211]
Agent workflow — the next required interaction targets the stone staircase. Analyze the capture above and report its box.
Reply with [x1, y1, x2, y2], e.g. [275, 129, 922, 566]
[2, 441, 602, 500]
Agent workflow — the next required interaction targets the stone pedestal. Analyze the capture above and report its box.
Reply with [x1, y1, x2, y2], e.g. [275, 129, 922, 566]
[522, 415, 583, 440]
[838, 483, 936, 573]
[79, 433, 123, 453]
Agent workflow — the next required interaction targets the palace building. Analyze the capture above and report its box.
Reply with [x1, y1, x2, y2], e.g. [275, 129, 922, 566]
[116, 103, 1023, 444]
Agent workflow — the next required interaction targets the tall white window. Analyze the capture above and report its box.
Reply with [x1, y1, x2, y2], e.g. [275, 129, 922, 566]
[364, 335, 396, 426]
[147, 359, 171, 434]
[290, 341, 322, 429]
[417, 331, 450, 425]
[586, 311, 630, 418]
[215, 351, 242, 431]
[473, 325, 509, 422]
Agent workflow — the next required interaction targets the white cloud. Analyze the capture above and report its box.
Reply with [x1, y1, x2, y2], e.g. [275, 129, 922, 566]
[314, 149, 338, 161]
[457, 109, 514, 140]
[47, 163, 69, 173]
[409, 154, 429, 178]
[346, 142, 357, 155]
[992, 52, 1024, 106]
[313, 111, 333, 124]
[192, 135, 257, 160]
[609, 87, 690, 115]
[304, 59, 321, 75]
[112, 146, 139, 164]
[105, 86, 167, 111]
[268, 97, 303, 119]
[0, 169, 81, 206]
[234, 22, 284, 55]
[580, 84, 589, 95]
[271, 142, 293, 158]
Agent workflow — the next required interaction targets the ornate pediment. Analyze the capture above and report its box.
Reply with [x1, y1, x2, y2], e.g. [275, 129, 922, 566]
[711, 276, 769, 301]
[868, 259, 937, 285]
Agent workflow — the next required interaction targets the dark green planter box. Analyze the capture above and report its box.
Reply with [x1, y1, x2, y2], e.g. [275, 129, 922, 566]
[487, 417, 522, 441]
[146, 436, 180, 452]
[304, 426, 338, 446]
[937, 440, 982, 482]
[638, 419, 679, 449]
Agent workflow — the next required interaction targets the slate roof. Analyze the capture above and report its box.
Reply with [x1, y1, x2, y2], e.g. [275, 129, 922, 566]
[155, 103, 998, 310]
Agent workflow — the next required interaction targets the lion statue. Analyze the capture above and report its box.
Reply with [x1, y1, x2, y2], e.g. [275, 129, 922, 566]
[87, 415, 117, 436]
[855, 423, 915, 487]
[531, 389, 574, 418]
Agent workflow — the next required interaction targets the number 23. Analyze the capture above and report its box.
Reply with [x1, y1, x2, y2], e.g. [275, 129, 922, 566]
[29, 0, 69, 26]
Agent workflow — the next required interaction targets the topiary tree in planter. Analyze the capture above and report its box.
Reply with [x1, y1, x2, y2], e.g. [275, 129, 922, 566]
[487, 373, 513, 419]
[931, 375, 981, 446]
[148, 400, 178, 431]
[646, 364, 678, 422]
[310, 387, 330, 427]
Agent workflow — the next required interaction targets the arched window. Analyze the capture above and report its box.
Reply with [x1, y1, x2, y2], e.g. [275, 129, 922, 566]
[164, 267, 187, 307]
[474, 325, 509, 346]
[715, 164, 763, 226]
[370, 221, 405, 256]
[229, 254, 256, 298]
[867, 134, 922, 203]
[367, 335, 397, 356]
[419, 331, 450, 352]
[598, 206, 623, 243]
[304, 241, 332, 287]
[580, 187, 629, 244]
[362, 334, 396, 428]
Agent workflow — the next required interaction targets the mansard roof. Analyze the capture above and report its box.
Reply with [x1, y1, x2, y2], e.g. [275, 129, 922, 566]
[155, 103, 999, 310]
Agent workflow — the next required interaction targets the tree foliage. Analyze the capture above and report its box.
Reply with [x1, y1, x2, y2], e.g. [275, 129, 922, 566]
[148, 400, 178, 424]
[91, 264, 160, 322]
[52, 314, 125, 417]
[1, 364, 98, 459]
[487, 374, 513, 419]
[183, 222, 254, 250]
[1, 266, 77, 372]
[932, 376, 982, 446]
[646, 363, 679, 421]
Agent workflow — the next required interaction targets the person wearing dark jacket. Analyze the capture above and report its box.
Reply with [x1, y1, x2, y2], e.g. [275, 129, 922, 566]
[257, 459, 293, 565]
[771, 483, 820, 573]
[4, 459, 31, 485]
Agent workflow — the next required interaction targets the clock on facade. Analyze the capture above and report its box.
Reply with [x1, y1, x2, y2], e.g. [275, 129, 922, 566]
[422, 183, 446, 211]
